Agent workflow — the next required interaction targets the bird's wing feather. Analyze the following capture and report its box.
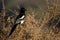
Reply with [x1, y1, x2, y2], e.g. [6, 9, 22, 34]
[20, 15, 25, 19]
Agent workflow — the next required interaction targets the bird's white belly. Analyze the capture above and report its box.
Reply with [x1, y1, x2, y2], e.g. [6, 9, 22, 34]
[15, 15, 25, 24]
[15, 18, 24, 24]
[20, 20, 24, 24]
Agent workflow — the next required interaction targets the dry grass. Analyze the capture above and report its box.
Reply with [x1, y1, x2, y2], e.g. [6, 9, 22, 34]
[0, 11, 60, 40]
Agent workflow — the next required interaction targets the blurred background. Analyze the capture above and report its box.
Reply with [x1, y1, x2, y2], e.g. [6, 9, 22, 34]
[0, 0, 60, 40]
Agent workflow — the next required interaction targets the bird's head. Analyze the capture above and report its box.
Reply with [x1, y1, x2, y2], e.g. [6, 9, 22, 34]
[20, 6, 26, 11]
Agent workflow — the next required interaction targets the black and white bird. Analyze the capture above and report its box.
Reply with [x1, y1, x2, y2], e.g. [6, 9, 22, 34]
[9, 7, 26, 36]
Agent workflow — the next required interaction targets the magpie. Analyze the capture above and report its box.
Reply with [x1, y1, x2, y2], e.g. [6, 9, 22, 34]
[9, 7, 26, 36]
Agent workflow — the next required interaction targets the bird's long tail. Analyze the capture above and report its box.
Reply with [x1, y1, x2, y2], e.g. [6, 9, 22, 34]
[9, 24, 18, 36]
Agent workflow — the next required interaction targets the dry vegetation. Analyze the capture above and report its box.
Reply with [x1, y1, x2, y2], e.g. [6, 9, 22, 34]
[0, 0, 60, 40]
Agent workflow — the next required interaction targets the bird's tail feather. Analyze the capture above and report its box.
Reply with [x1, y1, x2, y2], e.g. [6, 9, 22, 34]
[9, 24, 18, 36]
